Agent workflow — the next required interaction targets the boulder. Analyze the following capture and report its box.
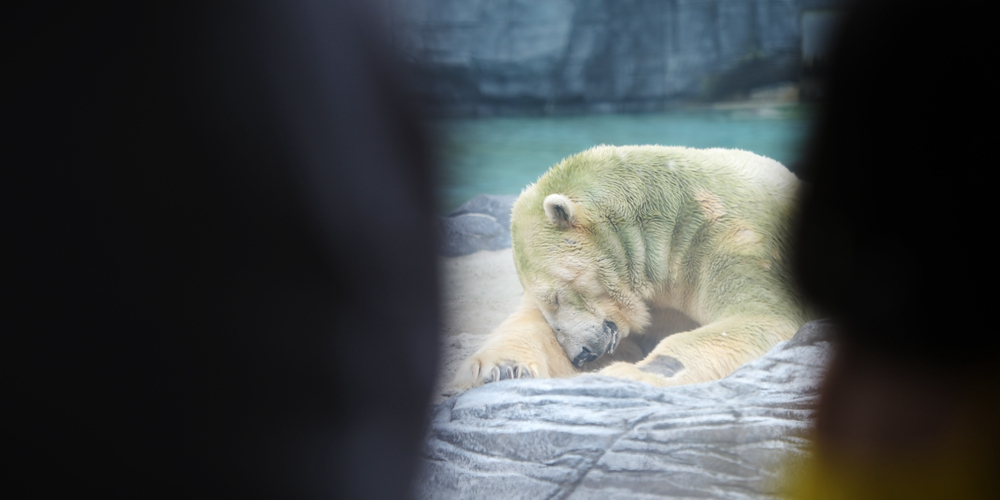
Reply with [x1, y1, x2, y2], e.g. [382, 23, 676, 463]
[449, 194, 518, 230]
[437, 195, 517, 256]
[417, 320, 835, 499]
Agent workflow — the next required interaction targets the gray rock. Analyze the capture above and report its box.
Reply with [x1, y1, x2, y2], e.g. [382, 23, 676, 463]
[417, 320, 836, 499]
[437, 213, 510, 257]
[438, 195, 517, 256]
[448, 194, 518, 230]
[391, 0, 849, 114]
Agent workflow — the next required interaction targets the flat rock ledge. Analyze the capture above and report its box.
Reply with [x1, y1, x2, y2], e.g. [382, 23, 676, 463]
[417, 320, 835, 499]
[437, 194, 517, 256]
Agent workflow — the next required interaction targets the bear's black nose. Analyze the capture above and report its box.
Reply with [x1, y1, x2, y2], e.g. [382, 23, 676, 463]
[573, 346, 599, 367]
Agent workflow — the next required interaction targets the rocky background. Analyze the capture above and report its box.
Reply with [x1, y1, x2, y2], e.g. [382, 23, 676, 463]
[436, 194, 517, 256]
[390, 0, 847, 115]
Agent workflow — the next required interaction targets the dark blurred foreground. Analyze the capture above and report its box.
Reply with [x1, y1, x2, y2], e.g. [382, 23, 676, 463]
[793, 1, 999, 497]
[13, 2, 439, 498]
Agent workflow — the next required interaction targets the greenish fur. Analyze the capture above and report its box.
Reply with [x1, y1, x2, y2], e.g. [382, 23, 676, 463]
[512, 145, 807, 331]
[451, 145, 810, 390]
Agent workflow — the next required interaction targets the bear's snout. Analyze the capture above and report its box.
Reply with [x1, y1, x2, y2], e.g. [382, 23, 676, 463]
[570, 320, 620, 367]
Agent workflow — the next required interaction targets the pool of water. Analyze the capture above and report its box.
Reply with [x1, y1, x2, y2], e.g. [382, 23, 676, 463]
[431, 105, 814, 214]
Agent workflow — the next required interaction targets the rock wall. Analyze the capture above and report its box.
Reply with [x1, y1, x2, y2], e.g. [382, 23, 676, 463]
[391, 0, 846, 115]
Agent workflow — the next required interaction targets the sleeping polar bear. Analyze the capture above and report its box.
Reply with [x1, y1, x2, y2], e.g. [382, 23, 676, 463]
[451, 145, 810, 390]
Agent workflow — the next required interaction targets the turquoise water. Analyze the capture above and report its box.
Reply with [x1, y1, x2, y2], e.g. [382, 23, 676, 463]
[432, 106, 814, 213]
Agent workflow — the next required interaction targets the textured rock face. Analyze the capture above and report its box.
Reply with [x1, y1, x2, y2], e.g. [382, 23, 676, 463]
[437, 194, 517, 256]
[417, 320, 835, 499]
[392, 0, 841, 114]
[448, 194, 518, 230]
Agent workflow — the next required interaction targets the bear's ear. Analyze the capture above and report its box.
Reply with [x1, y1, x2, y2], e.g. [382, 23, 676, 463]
[543, 194, 576, 228]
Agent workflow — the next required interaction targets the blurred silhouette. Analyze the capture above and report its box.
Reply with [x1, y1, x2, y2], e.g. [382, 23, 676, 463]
[14, 2, 439, 498]
[793, 0, 998, 498]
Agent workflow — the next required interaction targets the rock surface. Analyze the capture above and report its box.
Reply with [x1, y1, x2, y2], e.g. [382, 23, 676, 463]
[417, 320, 835, 499]
[449, 194, 518, 230]
[392, 0, 848, 115]
[437, 194, 517, 256]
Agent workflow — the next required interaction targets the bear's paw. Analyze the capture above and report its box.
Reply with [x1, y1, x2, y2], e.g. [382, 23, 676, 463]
[450, 353, 544, 392]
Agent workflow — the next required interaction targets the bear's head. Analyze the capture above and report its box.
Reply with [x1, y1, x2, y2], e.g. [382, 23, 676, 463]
[511, 188, 652, 368]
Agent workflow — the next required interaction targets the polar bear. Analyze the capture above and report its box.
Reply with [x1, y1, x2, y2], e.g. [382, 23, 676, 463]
[451, 145, 810, 390]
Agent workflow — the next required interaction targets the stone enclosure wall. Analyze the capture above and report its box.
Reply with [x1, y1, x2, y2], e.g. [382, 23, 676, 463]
[390, 0, 845, 115]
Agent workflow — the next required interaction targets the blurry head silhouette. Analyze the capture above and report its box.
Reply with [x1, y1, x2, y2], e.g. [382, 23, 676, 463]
[14, 2, 439, 498]
[793, 1, 998, 497]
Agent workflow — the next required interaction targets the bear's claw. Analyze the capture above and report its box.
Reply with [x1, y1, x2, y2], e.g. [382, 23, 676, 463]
[483, 363, 535, 383]
[451, 355, 544, 392]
